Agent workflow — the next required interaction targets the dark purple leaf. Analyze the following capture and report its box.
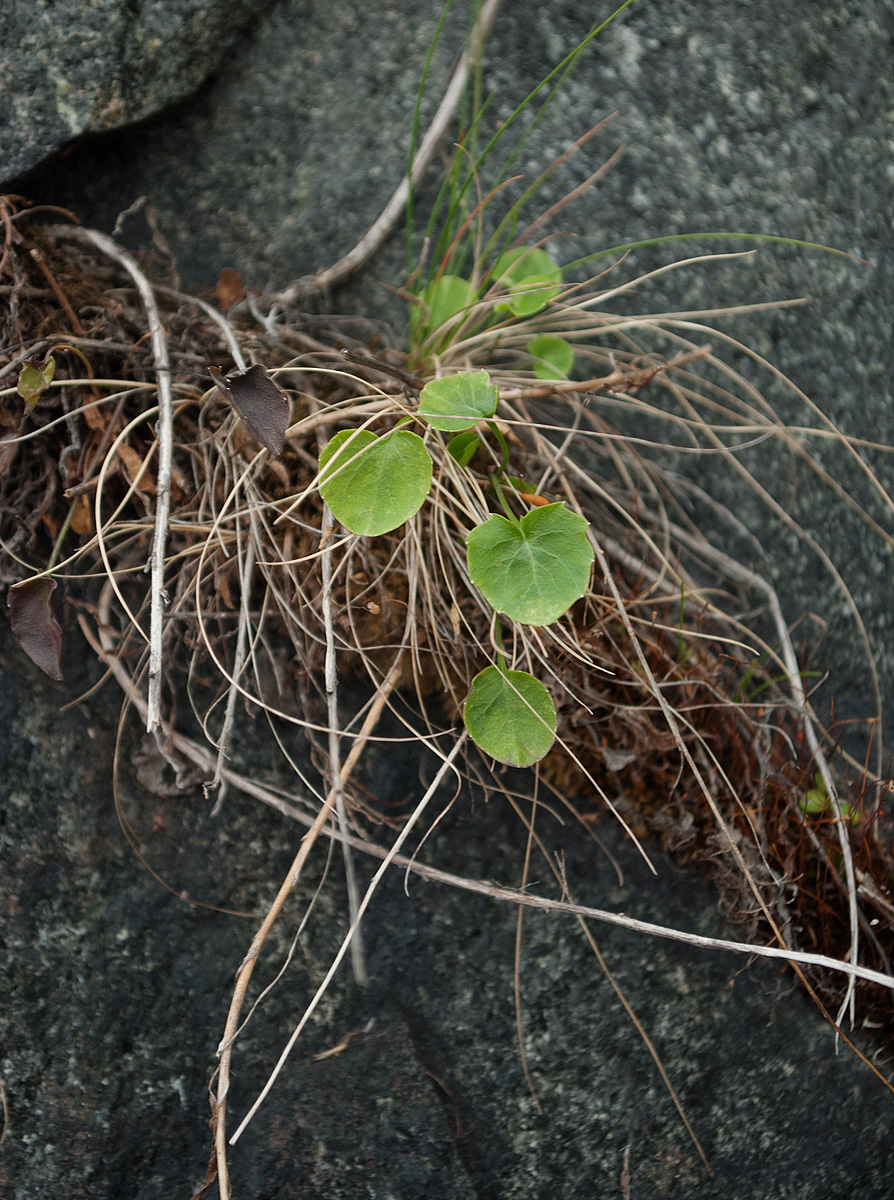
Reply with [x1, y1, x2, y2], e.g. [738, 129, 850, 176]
[8, 577, 64, 681]
[209, 363, 288, 456]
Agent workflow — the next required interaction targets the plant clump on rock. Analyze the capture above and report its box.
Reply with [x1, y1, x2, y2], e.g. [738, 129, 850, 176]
[2, 3, 894, 1192]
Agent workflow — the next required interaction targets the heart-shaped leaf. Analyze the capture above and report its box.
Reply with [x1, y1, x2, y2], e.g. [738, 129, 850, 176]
[17, 354, 56, 414]
[496, 274, 562, 319]
[413, 274, 475, 341]
[467, 502, 594, 625]
[417, 370, 498, 432]
[527, 334, 575, 381]
[319, 428, 432, 536]
[492, 248, 562, 286]
[8, 577, 64, 680]
[210, 363, 289, 456]
[464, 666, 556, 767]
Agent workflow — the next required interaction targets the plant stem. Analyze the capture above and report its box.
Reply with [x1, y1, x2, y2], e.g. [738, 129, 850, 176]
[54, 225, 174, 737]
[46, 500, 77, 571]
[321, 502, 367, 985]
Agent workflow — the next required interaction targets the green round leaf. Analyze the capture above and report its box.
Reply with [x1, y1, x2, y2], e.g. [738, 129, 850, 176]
[527, 334, 575, 381]
[464, 666, 556, 767]
[319, 428, 432, 536]
[492, 248, 562, 286]
[800, 788, 828, 815]
[499, 274, 562, 318]
[467, 503, 594, 625]
[418, 274, 475, 337]
[417, 369, 498, 432]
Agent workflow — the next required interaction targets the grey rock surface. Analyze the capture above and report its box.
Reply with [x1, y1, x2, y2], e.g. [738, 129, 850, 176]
[1, 641, 893, 1199]
[3, 0, 894, 1197]
[0, 0, 273, 179]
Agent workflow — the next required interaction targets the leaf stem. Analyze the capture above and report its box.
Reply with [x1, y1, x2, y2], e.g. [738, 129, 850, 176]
[46, 500, 77, 571]
[487, 418, 510, 475]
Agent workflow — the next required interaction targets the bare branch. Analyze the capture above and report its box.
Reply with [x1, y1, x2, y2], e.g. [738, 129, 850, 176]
[54, 224, 174, 735]
[272, 0, 502, 304]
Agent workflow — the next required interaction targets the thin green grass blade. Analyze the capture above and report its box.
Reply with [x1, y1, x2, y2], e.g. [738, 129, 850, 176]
[464, 0, 636, 208]
[563, 231, 872, 273]
[415, 1, 638, 289]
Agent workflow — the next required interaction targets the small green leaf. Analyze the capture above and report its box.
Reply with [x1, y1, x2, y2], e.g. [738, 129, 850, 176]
[418, 369, 498, 432]
[464, 666, 556, 767]
[319, 428, 432, 536]
[414, 274, 475, 339]
[448, 430, 481, 466]
[17, 354, 56, 414]
[496, 275, 562, 319]
[799, 789, 828, 815]
[797, 785, 860, 823]
[467, 503, 594, 625]
[527, 334, 575, 381]
[492, 248, 562, 286]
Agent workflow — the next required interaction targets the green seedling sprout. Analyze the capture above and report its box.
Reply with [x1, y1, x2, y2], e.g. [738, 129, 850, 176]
[319, 365, 594, 764]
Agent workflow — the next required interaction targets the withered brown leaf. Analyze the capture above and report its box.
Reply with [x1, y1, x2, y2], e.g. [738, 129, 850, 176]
[209, 363, 288, 457]
[7, 577, 64, 681]
[69, 494, 93, 535]
[117, 443, 157, 494]
[216, 268, 246, 310]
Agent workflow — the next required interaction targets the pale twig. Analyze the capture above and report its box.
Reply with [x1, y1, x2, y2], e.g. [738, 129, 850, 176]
[76, 631, 891, 1003]
[321, 502, 367, 984]
[228, 733, 467, 1145]
[210, 533, 256, 808]
[158, 287, 247, 369]
[179, 735, 894, 996]
[272, 0, 501, 304]
[53, 224, 174, 735]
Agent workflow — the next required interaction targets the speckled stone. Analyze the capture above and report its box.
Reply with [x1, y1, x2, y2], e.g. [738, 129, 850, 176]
[3, 2, 894, 1196]
[0, 0, 272, 179]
